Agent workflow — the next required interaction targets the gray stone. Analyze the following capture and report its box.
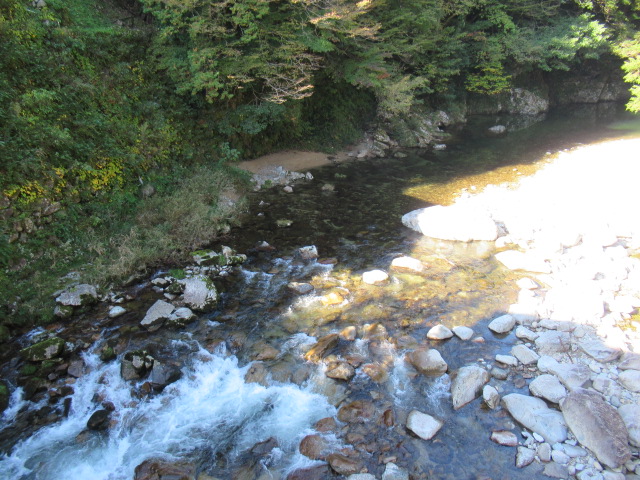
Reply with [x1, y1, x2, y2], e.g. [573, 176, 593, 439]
[580, 339, 623, 363]
[619, 352, 640, 371]
[452, 326, 474, 341]
[488, 125, 507, 134]
[406, 348, 448, 376]
[511, 344, 540, 365]
[140, 300, 174, 331]
[488, 314, 516, 334]
[552, 450, 570, 464]
[491, 430, 518, 446]
[391, 256, 425, 273]
[537, 356, 591, 390]
[382, 462, 409, 480]
[496, 354, 518, 366]
[491, 367, 509, 380]
[401, 205, 498, 242]
[543, 462, 569, 479]
[347, 475, 376, 480]
[182, 276, 218, 311]
[561, 444, 588, 457]
[167, 307, 195, 327]
[297, 245, 318, 260]
[538, 442, 552, 462]
[561, 388, 631, 468]
[451, 365, 489, 409]
[326, 362, 355, 381]
[502, 393, 568, 444]
[406, 410, 443, 440]
[535, 331, 571, 355]
[516, 447, 536, 468]
[108, 306, 126, 318]
[427, 324, 453, 340]
[618, 404, 640, 447]
[149, 362, 182, 391]
[515, 326, 539, 341]
[619, 370, 640, 392]
[56, 284, 98, 307]
[529, 374, 567, 404]
[483, 385, 500, 409]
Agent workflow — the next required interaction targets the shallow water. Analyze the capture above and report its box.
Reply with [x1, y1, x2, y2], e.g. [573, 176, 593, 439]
[1, 105, 639, 480]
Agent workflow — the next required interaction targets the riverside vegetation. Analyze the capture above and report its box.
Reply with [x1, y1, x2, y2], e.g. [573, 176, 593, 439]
[1, 0, 640, 333]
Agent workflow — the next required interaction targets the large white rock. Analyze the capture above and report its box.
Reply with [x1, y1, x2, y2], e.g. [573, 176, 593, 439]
[401, 205, 498, 242]
[406, 410, 443, 440]
[579, 338, 622, 363]
[56, 284, 98, 307]
[451, 365, 489, 410]
[511, 344, 540, 365]
[535, 331, 571, 356]
[618, 404, 640, 447]
[406, 348, 448, 376]
[502, 393, 567, 444]
[488, 314, 516, 334]
[528, 374, 567, 403]
[561, 388, 631, 469]
[183, 275, 218, 311]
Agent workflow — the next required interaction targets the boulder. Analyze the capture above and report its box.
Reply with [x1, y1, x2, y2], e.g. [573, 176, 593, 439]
[452, 326, 474, 341]
[287, 465, 331, 480]
[167, 307, 195, 328]
[617, 404, 640, 447]
[488, 314, 516, 334]
[528, 374, 567, 403]
[535, 331, 571, 356]
[140, 300, 174, 331]
[55, 284, 98, 307]
[299, 434, 330, 460]
[511, 344, 540, 365]
[561, 388, 631, 468]
[451, 365, 489, 409]
[182, 275, 218, 311]
[401, 205, 498, 242]
[149, 361, 182, 391]
[426, 324, 453, 340]
[391, 256, 425, 273]
[406, 410, 443, 440]
[20, 337, 65, 362]
[327, 453, 362, 476]
[87, 409, 110, 431]
[108, 306, 126, 318]
[326, 362, 355, 381]
[579, 338, 622, 363]
[537, 356, 591, 391]
[515, 326, 538, 341]
[297, 245, 319, 260]
[619, 351, 640, 371]
[619, 370, 640, 392]
[406, 348, 448, 376]
[502, 393, 567, 444]
[516, 447, 536, 468]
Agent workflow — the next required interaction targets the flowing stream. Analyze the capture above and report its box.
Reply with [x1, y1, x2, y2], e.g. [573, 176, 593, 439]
[1, 105, 639, 480]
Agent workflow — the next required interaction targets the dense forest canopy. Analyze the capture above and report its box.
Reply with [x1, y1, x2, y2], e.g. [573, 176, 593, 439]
[0, 0, 639, 327]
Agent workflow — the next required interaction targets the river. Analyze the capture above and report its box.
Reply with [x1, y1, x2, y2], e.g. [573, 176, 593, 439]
[1, 104, 639, 480]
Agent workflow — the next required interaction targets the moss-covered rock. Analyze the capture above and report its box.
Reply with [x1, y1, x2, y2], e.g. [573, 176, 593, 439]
[100, 346, 117, 362]
[20, 337, 65, 362]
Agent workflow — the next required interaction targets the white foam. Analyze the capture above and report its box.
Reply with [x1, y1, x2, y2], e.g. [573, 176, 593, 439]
[0, 348, 335, 480]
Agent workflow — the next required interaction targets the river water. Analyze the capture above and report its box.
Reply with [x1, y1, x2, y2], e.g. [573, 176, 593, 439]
[1, 105, 638, 480]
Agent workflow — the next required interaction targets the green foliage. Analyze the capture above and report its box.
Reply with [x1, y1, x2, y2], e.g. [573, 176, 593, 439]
[615, 32, 640, 111]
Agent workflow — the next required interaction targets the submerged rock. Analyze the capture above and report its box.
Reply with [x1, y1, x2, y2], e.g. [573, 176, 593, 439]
[134, 459, 196, 480]
[382, 462, 409, 480]
[561, 388, 631, 468]
[362, 269, 389, 285]
[327, 453, 362, 475]
[337, 400, 375, 423]
[304, 334, 338, 362]
[491, 430, 518, 446]
[390, 256, 425, 273]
